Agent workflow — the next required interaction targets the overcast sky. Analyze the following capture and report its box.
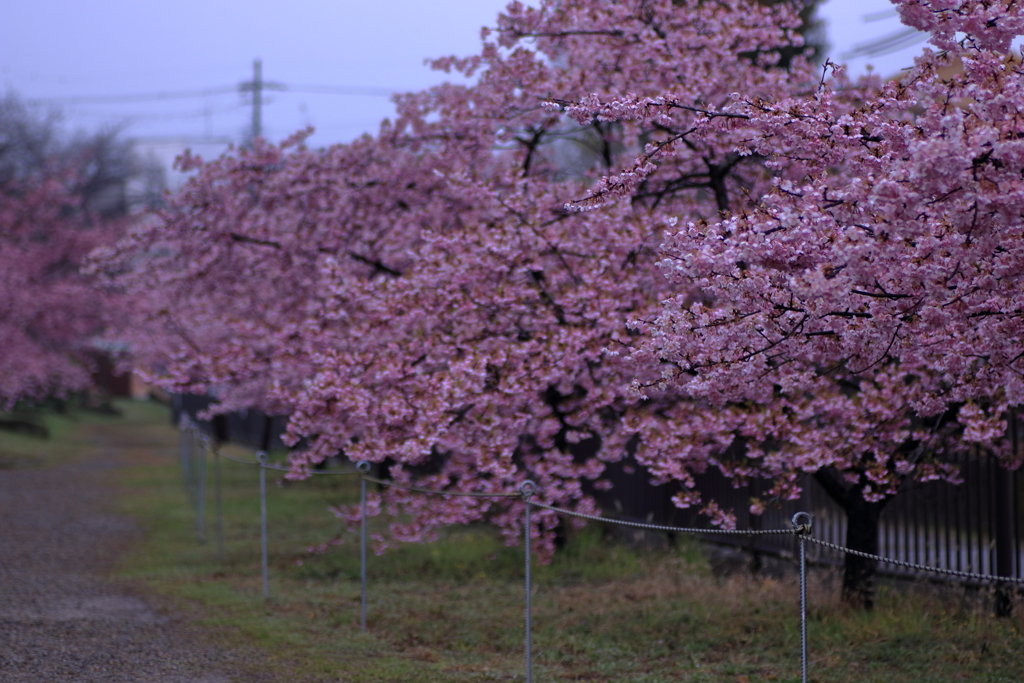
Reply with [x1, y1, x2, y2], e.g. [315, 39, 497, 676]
[2, 0, 931, 150]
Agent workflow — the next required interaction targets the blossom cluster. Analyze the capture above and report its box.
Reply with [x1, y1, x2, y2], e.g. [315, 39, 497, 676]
[630, 8, 1024, 505]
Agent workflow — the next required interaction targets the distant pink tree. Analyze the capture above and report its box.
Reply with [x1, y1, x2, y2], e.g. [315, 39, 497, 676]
[1, 176, 99, 405]
[0, 99, 127, 409]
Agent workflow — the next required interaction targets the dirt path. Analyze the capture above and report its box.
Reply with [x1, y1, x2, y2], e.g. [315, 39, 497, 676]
[0, 416, 242, 682]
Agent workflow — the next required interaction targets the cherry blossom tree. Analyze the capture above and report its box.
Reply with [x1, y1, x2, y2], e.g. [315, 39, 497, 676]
[99, 0, 816, 556]
[0, 96, 127, 409]
[608, 0, 1024, 605]
[92, 0, 1024, 609]
[296, 0, 823, 559]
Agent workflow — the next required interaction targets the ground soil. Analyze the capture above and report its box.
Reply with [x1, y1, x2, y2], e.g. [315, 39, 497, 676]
[0, 418, 268, 682]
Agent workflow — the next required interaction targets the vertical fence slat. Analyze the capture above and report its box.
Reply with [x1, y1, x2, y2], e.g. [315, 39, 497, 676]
[929, 484, 937, 569]
[943, 479, 953, 571]
[916, 487, 923, 572]
[950, 464, 958, 573]
[970, 453, 979, 573]
[988, 453, 997, 576]
[1011, 471, 1019, 581]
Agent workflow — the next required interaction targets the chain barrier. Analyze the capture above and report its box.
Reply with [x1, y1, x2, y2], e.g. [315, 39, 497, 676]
[804, 536, 1024, 585]
[178, 421, 1023, 682]
[529, 500, 801, 537]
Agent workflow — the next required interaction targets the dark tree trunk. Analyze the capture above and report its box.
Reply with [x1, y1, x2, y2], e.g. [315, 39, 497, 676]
[841, 499, 884, 608]
[994, 463, 1016, 617]
[814, 468, 888, 609]
[212, 414, 229, 446]
[260, 414, 274, 452]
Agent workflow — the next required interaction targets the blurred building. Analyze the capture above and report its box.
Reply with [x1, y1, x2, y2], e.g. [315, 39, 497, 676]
[127, 136, 233, 206]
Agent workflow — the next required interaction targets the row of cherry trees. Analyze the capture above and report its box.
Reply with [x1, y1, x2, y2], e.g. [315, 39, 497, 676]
[0, 96, 129, 409]
[90, 0, 1024, 606]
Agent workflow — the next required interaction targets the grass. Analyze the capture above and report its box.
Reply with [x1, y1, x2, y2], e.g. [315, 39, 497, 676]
[0, 399, 124, 469]
[3, 399, 1024, 682]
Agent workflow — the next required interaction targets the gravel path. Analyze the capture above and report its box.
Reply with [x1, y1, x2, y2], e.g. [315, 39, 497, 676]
[0, 424, 244, 682]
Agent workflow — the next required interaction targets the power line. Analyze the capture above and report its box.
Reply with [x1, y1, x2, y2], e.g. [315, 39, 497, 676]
[862, 8, 900, 22]
[128, 135, 234, 144]
[286, 84, 395, 97]
[24, 86, 239, 106]
[66, 102, 246, 122]
[842, 26, 926, 60]
[17, 64, 401, 144]
[22, 82, 398, 108]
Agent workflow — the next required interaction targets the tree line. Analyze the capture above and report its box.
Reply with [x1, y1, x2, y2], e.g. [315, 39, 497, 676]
[5, 0, 1023, 608]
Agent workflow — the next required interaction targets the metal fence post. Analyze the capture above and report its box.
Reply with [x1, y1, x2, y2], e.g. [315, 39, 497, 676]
[197, 435, 207, 544]
[521, 481, 537, 683]
[357, 461, 371, 631]
[182, 424, 194, 504]
[258, 451, 269, 598]
[190, 429, 197, 502]
[178, 418, 189, 489]
[792, 512, 812, 683]
[212, 440, 224, 561]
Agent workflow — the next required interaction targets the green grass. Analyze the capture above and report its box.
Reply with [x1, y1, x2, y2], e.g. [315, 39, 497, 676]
[0, 399, 125, 468]
[4, 400, 1023, 682]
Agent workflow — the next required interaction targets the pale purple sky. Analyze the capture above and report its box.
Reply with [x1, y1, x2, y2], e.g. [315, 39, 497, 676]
[1, 0, 929, 149]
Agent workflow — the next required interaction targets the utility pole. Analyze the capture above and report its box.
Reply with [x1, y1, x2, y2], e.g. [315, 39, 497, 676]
[251, 59, 262, 139]
[239, 59, 283, 143]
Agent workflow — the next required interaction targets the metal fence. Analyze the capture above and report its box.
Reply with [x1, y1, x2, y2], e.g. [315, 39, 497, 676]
[172, 394, 290, 450]
[177, 419, 1024, 683]
[174, 395, 1024, 583]
[589, 454, 1023, 583]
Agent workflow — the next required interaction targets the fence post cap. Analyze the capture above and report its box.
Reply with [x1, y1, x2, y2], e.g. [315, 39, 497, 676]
[356, 461, 371, 473]
[256, 451, 268, 465]
[520, 480, 537, 498]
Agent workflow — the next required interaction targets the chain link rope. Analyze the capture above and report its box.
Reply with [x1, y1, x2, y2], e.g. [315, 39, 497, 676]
[528, 500, 801, 536]
[804, 536, 1024, 585]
